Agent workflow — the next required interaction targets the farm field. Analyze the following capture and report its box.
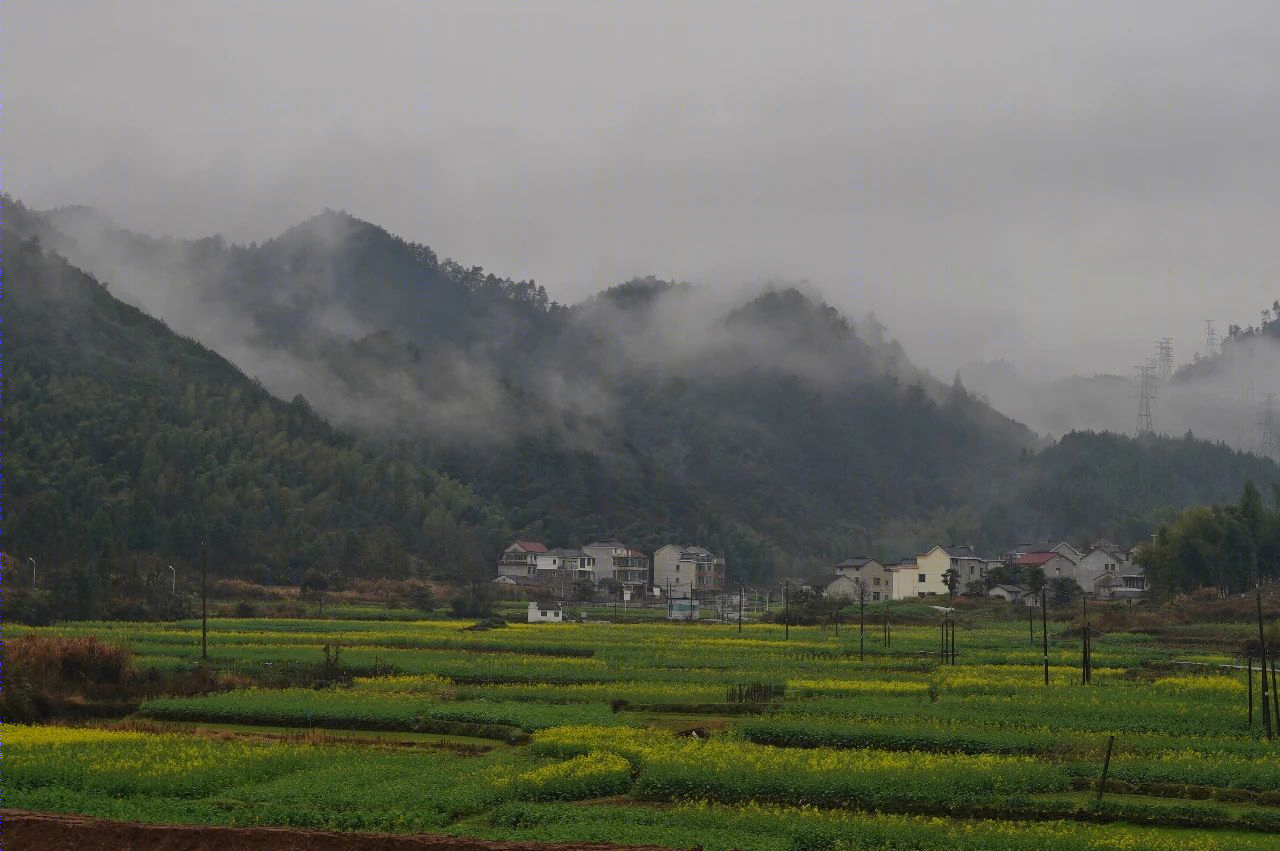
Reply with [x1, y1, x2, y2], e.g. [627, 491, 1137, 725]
[7, 611, 1280, 850]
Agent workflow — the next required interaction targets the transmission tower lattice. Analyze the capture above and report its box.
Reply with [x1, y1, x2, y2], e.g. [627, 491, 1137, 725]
[1156, 338, 1174, 381]
[1260, 394, 1278, 460]
[1135, 363, 1158, 436]
[1204, 320, 1219, 359]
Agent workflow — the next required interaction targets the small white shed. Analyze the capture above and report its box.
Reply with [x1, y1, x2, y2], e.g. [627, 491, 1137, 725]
[528, 601, 564, 623]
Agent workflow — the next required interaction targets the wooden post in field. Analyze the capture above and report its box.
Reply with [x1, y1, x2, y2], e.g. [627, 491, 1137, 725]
[1029, 597, 1035, 645]
[1096, 735, 1115, 801]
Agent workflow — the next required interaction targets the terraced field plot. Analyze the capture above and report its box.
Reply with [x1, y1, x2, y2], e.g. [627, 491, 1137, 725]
[8, 614, 1280, 849]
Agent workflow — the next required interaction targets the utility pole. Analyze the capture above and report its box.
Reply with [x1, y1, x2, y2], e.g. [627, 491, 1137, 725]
[859, 590, 865, 661]
[1041, 588, 1050, 687]
[1257, 584, 1272, 740]
[738, 584, 744, 633]
[783, 582, 790, 641]
[28, 557, 37, 589]
[883, 596, 890, 648]
[168, 564, 176, 594]
[201, 541, 209, 662]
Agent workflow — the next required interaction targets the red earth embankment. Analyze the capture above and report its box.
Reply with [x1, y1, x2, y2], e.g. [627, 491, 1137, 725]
[0, 810, 676, 851]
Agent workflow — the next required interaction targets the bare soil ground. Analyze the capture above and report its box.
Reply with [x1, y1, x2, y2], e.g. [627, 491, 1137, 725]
[0, 809, 674, 851]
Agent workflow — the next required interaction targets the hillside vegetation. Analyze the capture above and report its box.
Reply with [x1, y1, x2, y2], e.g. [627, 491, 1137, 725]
[7, 195, 1280, 590]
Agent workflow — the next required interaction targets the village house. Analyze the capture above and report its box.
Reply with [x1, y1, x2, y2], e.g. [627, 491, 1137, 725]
[826, 557, 891, 601]
[1076, 540, 1131, 595]
[497, 540, 548, 580]
[894, 546, 992, 599]
[884, 558, 921, 599]
[492, 574, 544, 590]
[1014, 550, 1079, 585]
[988, 584, 1031, 603]
[582, 540, 651, 591]
[527, 601, 563, 622]
[652, 545, 726, 597]
[1006, 540, 1084, 565]
[536, 548, 597, 589]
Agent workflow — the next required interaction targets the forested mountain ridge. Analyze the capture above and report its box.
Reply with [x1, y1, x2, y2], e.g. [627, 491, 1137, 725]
[8, 194, 1279, 583]
[5, 229, 511, 594]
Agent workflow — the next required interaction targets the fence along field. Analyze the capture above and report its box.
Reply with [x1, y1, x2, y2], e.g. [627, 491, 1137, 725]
[6, 609, 1280, 850]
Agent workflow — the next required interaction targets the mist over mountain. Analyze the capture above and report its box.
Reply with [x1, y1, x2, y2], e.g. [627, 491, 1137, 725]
[959, 311, 1280, 454]
[9, 195, 1279, 579]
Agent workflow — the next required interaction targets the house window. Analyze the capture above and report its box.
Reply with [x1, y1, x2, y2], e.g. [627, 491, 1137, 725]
[918, 592, 927, 597]
[918, 574, 927, 583]
[873, 577, 881, 586]
[873, 592, 881, 601]
[540, 610, 548, 617]
[969, 566, 974, 576]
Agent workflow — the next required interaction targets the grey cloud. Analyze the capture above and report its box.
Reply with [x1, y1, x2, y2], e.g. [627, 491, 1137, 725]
[9, 1, 1280, 382]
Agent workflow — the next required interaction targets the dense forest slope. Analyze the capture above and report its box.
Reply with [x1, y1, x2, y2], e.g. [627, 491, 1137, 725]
[5, 227, 510, 592]
[7, 195, 1279, 582]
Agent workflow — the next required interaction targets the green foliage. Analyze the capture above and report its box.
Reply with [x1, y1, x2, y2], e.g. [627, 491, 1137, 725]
[1138, 482, 1280, 595]
[5, 232, 511, 609]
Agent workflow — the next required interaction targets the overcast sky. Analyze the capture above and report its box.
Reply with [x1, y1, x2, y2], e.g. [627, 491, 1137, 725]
[9, 1, 1280, 379]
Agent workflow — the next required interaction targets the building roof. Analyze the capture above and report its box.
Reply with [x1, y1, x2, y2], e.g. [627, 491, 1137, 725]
[546, 547, 588, 558]
[836, 557, 877, 569]
[936, 545, 983, 559]
[1088, 541, 1128, 559]
[1014, 551, 1061, 567]
[585, 540, 625, 549]
[513, 540, 549, 554]
[991, 584, 1029, 595]
[531, 600, 563, 610]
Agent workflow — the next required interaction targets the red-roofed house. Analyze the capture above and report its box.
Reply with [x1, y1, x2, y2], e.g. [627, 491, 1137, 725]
[497, 540, 549, 581]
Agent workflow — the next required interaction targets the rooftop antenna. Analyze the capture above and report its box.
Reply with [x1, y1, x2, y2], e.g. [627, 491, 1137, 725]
[1204, 320, 1219, 359]
[1135, 362, 1157, 436]
[1260, 393, 1277, 461]
[1156, 338, 1174, 382]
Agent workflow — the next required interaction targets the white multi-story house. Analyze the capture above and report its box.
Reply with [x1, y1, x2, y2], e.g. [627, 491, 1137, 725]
[497, 540, 548, 580]
[652, 545, 726, 597]
[535, 549, 596, 586]
[582, 540, 650, 590]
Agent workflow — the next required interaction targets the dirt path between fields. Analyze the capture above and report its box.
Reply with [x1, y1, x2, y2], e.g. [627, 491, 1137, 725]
[0, 810, 676, 851]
